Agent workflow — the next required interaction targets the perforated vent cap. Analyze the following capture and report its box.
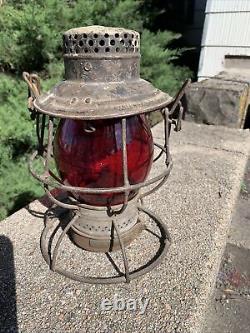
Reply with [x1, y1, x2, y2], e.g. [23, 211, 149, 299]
[34, 25, 172, 119]
[63, 25, 140, 55]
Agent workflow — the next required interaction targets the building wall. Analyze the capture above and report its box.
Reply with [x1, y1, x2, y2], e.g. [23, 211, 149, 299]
[183, 0, 207, 47]
[198, 0, 250, 80]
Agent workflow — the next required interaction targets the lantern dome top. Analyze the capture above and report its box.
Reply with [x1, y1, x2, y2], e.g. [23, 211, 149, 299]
[63, 26, 140, 57]
[65, 25, 139, 35]
[34, 26, 172, 120]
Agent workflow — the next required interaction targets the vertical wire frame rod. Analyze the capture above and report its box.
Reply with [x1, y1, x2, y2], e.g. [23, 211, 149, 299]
[45, 117, 54, 174]
[51, 213, 79, 271]
[163, 108, 171, 165]
[140, 109, 172, 199]
[109, 117, 130, 215]
[121, 117, 130, 209]
[113, 219, 130, 283]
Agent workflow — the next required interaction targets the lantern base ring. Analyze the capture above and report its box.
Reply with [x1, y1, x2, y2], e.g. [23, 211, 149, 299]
[40, 206, 171, 284]
[69, 194, 143, 252]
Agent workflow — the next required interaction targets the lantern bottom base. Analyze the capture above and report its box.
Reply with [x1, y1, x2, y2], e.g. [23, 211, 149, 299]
[69, 196, 144, 252]
[70, 219, 144, 252]
[40, 205, 171, 284]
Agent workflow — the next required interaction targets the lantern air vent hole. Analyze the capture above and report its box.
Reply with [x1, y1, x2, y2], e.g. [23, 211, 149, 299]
[64, 29, 140, 55]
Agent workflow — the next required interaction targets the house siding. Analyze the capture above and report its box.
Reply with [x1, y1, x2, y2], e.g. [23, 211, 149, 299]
[198, 0, 250, 80]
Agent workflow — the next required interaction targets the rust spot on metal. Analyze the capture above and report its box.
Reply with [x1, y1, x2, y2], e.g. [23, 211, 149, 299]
[83, 62, 92, 71]
[33, 26, 173, 119]
[84, 97, 91, 103]
[70, 97, 78, 104]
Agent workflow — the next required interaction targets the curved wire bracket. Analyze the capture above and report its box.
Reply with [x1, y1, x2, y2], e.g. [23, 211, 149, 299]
[40, 205, 171, 284]
[168, 78, 191, 132]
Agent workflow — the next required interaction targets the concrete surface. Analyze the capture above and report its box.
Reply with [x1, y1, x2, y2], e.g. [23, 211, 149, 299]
[202, 244, 250, 333]
[202, 157, 250, 333]
[0, 121, 250, 333]
[229, 158, 250, 250]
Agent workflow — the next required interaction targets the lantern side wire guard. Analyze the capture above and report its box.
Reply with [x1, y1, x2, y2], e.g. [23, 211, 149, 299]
[40, 205, 171, 284]
[28, 110, 172, 212]
[152, 108, 169, 163]
[37, 109, 171, 283]
[36, 113, 46, 155]
[112, 219, 130, 283]
[29, 143, 171, 196]
[51, 213, 79, 271]
[140, 108, 171, 199]
[108, 117, 130, 215]
[45, 117, 54, 173]
[43, 115, 80, 211]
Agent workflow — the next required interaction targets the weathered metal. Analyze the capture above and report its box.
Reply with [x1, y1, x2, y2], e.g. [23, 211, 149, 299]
[23, 25, 190, 284]
[40, 205, 171, 284]
[33, 26, 173, 119]
[69, 194, 142, 252]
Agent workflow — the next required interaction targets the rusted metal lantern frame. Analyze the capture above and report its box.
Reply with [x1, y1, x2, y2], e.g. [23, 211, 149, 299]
[23, 26, 190, 284]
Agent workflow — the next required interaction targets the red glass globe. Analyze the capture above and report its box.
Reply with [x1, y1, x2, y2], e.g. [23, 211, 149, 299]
[53, 114, 154, 206]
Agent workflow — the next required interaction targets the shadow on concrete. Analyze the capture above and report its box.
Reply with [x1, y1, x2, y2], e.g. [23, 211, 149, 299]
[0, 235, 18, 333]
[8, 191, 37, 217]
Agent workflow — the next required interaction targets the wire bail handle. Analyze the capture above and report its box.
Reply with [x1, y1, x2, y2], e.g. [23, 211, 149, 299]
[23, 72, 41, 119]
[168, 78, 191, 132]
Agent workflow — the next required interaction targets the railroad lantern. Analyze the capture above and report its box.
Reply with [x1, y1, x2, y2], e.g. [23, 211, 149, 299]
[23, 26, 189, 284]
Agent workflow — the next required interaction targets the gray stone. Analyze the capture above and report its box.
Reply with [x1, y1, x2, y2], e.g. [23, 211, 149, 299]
[185, 71, 250, 128]
[0, 121, 249, 333]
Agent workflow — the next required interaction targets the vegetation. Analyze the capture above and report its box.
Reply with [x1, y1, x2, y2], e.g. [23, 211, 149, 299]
[0, 0, 192, 219]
